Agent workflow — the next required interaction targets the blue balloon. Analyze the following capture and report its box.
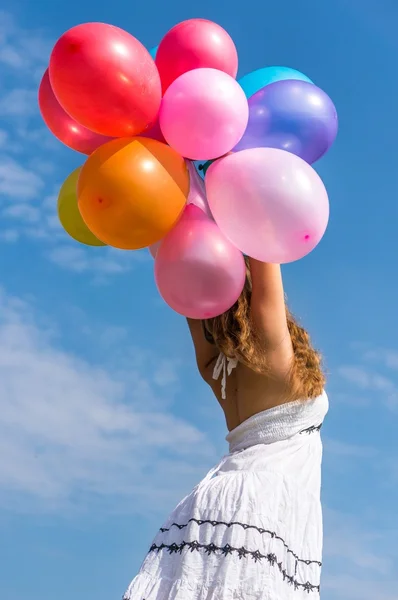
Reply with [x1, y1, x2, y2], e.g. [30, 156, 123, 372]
[149, 45, 158, 60]
[193, 160, 214, 180]
[238, 66, 313, 98]
[194, 160, 205, 179]
[234, 79, 338, 164]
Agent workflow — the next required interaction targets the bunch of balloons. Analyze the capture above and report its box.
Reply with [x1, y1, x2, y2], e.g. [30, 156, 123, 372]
[39, 18, 338, 319]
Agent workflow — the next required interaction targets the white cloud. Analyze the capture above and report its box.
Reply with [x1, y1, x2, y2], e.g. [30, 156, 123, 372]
[0, 42, 25, 68]
[153, 358, 182, 387]
[337, 359, 398, 412]
[46, 245, 145, 277]
[323, 508, 398, 600]
[2, 202, 40, 222]
[0, 228, 19, 242]
[325, 438, 377, 459]
[47, 245, 108, 273]
[0, 11, 50, 139]
[331, 390, 370, 408]
[338, 365, 371, 388]
[323, 573, 398, 600]
[13, 124, 58, 151]
[0, 10, 50, 73]
[0, 128, 8, 146]
[0, 88, 38, 116]
[362, 347, 398, 370]
[325, 508, 394, 574]
[384, 352, 398, 370]
[0, 288, 216, 515]
[0, 156, 44, 200]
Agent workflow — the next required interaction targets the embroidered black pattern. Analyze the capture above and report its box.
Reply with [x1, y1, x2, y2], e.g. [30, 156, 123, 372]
[148, 540, 320, 594]
[300, 423, 323, 435]
[159, 518, 322, 567]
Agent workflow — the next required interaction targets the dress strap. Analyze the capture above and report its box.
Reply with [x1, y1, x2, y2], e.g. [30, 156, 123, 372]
[212, 353, 238, 400]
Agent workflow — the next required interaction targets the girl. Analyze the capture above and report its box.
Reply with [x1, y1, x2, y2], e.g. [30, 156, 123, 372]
[123, 259, 328, 599]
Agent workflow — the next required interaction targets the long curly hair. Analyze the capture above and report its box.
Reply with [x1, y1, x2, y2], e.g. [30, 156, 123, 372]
[203, 260, 325, 400]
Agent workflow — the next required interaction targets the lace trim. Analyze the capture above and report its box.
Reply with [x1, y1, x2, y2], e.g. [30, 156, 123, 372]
[148, 540, 320, 594]
[300, 423, 323, 435]
[159, 518, 321, 567]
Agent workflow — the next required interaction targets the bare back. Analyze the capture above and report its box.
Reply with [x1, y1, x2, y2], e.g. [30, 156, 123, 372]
[187, 260, 295, 432]
[203, 347, 294, 431]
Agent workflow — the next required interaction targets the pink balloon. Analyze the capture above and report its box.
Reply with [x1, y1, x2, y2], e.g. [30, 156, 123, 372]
[206, 148, 329, 264]
[155, 205, 246, 319]
[159, 68, 249, 160]
[38, 69, 112, 154]
[186, 161, 212, 219]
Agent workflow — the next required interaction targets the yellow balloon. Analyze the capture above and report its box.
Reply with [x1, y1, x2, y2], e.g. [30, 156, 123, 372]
[58, 167, 106, 246]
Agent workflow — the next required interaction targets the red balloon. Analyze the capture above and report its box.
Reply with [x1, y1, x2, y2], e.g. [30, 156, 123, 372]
[38, 69, 112, 155]
[49, 23, 162, 137]
[155, 19, 238, 93]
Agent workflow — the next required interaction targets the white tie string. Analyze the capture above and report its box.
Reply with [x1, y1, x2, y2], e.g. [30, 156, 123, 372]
[212, 353, 238, 400]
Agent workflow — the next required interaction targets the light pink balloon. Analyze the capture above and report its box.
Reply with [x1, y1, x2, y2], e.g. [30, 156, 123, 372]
[206, 148, 329, 264]
[155, 205, 246, 319]
[186, 161, 212, 219]
[159, 68, 249, 160]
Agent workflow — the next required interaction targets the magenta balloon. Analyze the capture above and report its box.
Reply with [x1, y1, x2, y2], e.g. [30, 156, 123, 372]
[140, 118, 166, 144]
[186, 161, 213, 219]
[155, 205, 246, 319]
[206, 148, 329, 264]
[159, 68, 249, 160]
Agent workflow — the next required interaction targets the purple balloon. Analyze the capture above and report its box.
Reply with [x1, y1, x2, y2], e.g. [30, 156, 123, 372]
[234, 79, 338, 164]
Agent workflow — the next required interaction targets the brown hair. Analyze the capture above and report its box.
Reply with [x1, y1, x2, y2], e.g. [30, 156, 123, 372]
[203, 260, 325, 400]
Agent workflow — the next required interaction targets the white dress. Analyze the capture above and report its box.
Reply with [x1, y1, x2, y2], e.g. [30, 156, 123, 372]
[123, 355, 329, 600]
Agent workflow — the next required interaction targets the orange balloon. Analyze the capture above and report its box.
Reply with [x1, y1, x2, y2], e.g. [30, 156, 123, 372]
[77, 137, 189, 249]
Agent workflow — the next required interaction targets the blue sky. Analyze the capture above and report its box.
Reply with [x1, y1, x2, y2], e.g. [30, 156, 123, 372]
[0, 0, 397, 599]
